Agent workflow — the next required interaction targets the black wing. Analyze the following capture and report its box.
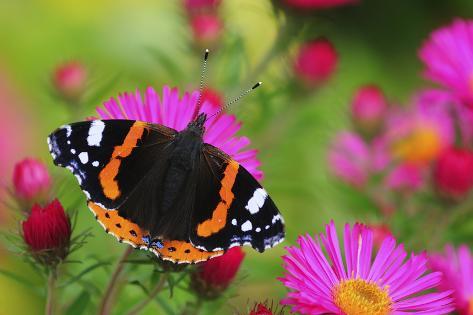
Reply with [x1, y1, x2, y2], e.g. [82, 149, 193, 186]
[189, 144, 285, 252]
[48, 120, 177, 209]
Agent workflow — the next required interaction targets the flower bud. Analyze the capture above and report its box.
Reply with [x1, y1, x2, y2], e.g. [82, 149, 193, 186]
[249, 303, 274, 315]
[434, 147, 473, 198]
[13, 158, 52, 203]
[190, 247, 245, 299]
[190, 14, 223, 48]
[351, 85, 388, 137]
[22, 199, 71, 266]
[293, 38, 338, 88]
[53, 61, 87, 103]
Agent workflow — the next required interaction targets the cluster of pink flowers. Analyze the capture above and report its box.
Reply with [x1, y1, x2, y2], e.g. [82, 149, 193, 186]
[329, 20, 473, 201]
[319, 18, 473, 315]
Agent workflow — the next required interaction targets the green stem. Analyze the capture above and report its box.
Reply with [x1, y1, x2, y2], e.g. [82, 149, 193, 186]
[46, 269, 56, 315]
[125, 273, 169, 315]
[98, 247, 133, 315]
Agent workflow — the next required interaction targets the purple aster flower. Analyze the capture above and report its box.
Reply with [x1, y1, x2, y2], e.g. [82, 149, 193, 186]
[279, 221, 454, 315]
[95, 85, 262, 180]
[430, 245, 473, 315]
[419, 19, 473, 109]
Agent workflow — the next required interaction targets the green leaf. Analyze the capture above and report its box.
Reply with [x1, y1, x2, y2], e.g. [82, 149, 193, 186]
[65, 291, 91, 315]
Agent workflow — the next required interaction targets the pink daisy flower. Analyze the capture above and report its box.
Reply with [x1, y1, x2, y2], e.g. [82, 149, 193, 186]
[416, 89, 473, 146]
[430, 245, 473, 315]
[384, 96, 454, 166]
[279, 221, 454, 315]
[95, 85, 262, 180]
[419, 19, 473, 109]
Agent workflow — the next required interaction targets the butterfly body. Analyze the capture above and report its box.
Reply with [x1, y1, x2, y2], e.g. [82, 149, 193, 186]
[48, 113, 284, 264]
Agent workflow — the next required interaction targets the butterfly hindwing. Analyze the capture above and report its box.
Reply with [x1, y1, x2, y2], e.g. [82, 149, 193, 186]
[190, 144, 285, 252]
[88, 202, 224, 264]
[48, 120, 177, 209]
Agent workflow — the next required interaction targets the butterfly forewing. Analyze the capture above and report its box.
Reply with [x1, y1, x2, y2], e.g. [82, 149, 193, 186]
[48, 120, 177, 209]
[190, 144, 285, 252]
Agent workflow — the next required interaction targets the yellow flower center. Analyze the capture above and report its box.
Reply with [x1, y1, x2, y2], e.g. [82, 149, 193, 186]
[392, 125, 441, 165]
[333, 278, 392, 315]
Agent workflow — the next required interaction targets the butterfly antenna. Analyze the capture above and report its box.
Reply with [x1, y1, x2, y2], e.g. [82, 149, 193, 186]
[208, 82, 262, 119]
[194, 49, 210, 117]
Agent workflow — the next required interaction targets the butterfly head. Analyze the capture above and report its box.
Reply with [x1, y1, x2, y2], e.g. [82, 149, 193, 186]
[186, 112, 207, 136]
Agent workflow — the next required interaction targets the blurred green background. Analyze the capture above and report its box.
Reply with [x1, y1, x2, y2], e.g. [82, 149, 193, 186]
[1, 0, 473, 314]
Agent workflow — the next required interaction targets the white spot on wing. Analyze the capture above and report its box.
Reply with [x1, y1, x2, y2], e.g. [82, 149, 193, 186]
[61, 125, 72, 137]
[241, 220, 252, 232]
[70, 149, 76, 154]
[78, 152, 89, 164]
[92, 161, 99, 167]
[231, 219, 237, 226]
[87, 120, 105, 147]
[245, 188, 268, 214]
[272, 214, 283, 224]
[256, 227, 261, 232]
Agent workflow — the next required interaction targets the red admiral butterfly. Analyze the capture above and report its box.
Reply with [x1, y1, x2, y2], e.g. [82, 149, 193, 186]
[47, 52, 285, 264]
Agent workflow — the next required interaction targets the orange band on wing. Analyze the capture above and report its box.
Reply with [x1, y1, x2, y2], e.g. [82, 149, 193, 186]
[99, 122, 147, 200]
[196, 160, 239, 237]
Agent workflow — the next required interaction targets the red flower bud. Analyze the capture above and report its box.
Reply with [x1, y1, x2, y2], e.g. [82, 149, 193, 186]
[53, 61, 87, 103]
[201, 87, 223, 110]
[351, 85, 388, 137]
[22, 199, 71, 265]
[294, 38, 338, 87]
[13, 158, 52, 202]
[250, 304, 273, 315]
[283, 0, 358, 9]
[434, 147, 473, 198]
[190, 14, 223, 48]
[191, 247, 245, 299]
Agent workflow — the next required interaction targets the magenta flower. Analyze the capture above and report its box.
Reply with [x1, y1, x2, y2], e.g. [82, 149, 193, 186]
[328, 132, 389, 187]
[96, 85, 262, 180]
[416, 89, 473, 145]
[279, 221, 454, 315]
[385, 163, 423, 192]
[430, 245, 473, 315]
[419, 19, 473, 109]
[385, 95, 454, 166]
[328, 132, 370, 186]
